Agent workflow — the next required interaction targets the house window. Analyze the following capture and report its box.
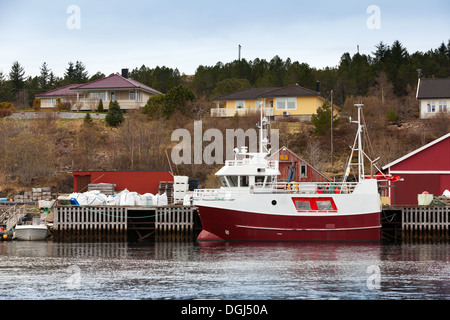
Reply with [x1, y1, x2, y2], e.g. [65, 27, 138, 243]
[439, 100, 447, 112]
[427, 101, 436, 113]
[89, 92, 105, 101]
[300, 165, 307, 178]
[130, 91, 136, 100]
[110, 92, 115, 101]
[276, 97, 296, 110]
[236, 101, 245, 109]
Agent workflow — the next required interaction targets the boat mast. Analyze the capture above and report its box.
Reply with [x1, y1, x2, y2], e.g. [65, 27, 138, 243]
[356, 103, 364, 181]
[343, 103, 365, 183]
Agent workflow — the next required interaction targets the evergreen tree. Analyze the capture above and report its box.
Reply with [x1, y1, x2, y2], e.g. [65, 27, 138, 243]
[311, 100, 339, 135]
[83, 112, 93, 126]
[105, 100, 124, 127]
[9, 61, 25, 94]
[97, 99, 104, 112]
[38, 62, 51, 91]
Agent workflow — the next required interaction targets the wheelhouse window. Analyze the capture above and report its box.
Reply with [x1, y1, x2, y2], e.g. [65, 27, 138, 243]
[292, 197, 337, 212]
[294, 200, 311, 211]
[226, 176, 238, 187]
[276, 97, 296, 110]
[316, 200, 334, 210]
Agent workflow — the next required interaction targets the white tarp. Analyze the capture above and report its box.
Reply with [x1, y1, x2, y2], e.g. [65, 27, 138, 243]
[69, 189, 169, 206]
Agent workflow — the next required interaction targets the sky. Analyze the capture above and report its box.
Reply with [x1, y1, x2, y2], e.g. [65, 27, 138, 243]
[0, 0, 449, 78]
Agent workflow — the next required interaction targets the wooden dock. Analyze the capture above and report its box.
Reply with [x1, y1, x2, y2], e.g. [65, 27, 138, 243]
[382, 206, 449, 243]
[53, 205, 200, 242]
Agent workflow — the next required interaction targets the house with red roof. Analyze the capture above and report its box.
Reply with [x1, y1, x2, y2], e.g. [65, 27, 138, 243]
[35, 84, 81, 109]
[35, 69, 162, 111]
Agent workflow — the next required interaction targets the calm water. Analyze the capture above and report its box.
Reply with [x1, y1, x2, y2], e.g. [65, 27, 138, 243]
[0, 240, 448, 300]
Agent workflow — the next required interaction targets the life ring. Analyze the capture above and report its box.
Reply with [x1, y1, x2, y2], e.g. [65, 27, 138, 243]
[286, 182, 299, 192]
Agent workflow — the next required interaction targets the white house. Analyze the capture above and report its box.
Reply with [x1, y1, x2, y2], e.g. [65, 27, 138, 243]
[416, 78, 450, 119]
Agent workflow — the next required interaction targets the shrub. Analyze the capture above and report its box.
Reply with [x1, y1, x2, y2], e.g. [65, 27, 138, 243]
[33, 98, 41, 111]
[97, 99, 104, 112]
[105, 100, 124, 127]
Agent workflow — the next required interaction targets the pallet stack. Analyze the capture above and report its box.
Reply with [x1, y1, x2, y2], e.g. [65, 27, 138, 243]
[158, 181, 173, 204]
[173, 176, 189, 204]
[14, 187, 57, 203]
[88, 183, 116, 195]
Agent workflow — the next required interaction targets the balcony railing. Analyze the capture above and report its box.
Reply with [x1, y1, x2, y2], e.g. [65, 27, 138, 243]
[73, 99, 145, 110]
[211, 108, 274, 117]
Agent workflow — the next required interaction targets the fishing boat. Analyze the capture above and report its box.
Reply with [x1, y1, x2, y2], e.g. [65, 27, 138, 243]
[192, 104, 382, 241]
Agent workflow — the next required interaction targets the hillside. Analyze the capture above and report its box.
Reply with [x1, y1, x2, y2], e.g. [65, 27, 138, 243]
[0, 105, 447, 198]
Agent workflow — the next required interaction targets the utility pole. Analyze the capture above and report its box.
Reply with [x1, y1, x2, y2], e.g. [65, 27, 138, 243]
[238, 45, 241, 61]
[330, 90, 334, 167]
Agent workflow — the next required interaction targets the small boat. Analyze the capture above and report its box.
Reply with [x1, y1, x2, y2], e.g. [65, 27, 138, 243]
[193, 103, 383, 242]
[14, 224, 48, 241]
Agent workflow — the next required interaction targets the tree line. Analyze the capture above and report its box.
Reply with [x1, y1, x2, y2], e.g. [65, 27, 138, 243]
[1, 39, 449, 110]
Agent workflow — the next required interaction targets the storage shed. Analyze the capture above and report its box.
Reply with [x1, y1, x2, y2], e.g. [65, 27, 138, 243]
[382, 133, 450, 205]
[73, 171, 174, 195]
[268, 146, 331, 183]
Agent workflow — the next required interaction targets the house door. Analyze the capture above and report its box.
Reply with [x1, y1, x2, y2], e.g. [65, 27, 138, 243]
[77, 176, 90, 193]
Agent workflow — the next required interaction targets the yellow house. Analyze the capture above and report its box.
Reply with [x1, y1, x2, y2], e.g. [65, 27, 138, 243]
[211, 84, 339, 120]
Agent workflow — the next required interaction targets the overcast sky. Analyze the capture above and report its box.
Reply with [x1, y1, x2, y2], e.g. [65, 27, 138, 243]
[0, 0, 449, 78]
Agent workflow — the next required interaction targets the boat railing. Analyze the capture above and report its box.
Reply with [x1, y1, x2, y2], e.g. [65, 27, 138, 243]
[272, 181, 359, 194]
[193, 182, 360, 201]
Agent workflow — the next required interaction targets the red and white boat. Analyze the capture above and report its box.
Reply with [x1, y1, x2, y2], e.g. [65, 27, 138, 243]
[193, 104, 382, 241]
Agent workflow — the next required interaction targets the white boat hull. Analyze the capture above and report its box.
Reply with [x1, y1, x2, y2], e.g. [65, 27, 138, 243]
[14, 225, 48, 241]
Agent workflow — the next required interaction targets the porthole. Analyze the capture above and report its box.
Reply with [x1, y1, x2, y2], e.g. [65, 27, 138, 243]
[271, 200, 277, 205]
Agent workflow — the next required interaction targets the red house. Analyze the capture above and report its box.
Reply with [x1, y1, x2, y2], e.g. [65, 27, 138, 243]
[382, 133, 450, 205]
[268, 146, 331, 183]
[73, 171, 174, 195]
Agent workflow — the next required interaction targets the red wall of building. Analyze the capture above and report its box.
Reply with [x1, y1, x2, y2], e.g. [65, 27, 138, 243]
[73, 171, 174, 194]
[269, 149, 330, 183]
[393, 137, 450, 171]
[391, 174, 441, 205]
[387, 135, 450, 205]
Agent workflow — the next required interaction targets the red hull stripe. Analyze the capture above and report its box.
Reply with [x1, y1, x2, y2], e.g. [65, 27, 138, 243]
[235, 224, 381, 232]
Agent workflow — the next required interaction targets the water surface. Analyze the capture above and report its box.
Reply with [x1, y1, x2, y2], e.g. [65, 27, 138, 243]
[0, 241, 448, 300]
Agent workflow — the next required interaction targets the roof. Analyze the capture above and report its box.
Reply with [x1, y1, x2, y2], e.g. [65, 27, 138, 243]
[259, 84, 319, 98]
[71, 73, 162, 95]
[382, 132, 450, 170]
[212, 84, 319, 101]
[213, 87, 280, 101]
[416, 78, 450, 99]
[35, 84, 81, 98]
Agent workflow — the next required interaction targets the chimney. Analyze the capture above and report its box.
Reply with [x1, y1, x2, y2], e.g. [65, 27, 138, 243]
[316, 80, 320, 93]
[121, 68, 129, 79]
